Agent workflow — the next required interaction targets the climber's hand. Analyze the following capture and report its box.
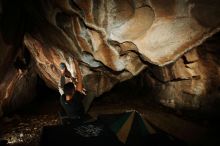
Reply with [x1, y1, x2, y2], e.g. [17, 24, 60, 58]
[81, 88, 87, 95]
[61, 68, 65, 76]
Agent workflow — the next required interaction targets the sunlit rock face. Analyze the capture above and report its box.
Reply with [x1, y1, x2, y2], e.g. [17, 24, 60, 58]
[0, 0, 220, 115]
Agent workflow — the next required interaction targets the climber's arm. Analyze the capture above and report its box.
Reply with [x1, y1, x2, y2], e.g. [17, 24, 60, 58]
[58, 75, 65, 95]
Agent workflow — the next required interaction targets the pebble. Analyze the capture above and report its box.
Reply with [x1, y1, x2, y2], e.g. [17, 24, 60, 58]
[1, 114, 59, 146]
[19, 133, 24, 137]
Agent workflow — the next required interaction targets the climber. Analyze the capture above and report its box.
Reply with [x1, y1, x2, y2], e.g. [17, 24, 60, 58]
[58, 62, 86, 119]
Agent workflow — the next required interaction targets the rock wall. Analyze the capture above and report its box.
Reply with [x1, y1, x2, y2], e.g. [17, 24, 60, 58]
[144, 32, 220, 111]
[0, 33, 37, 114]
[0, 0, 220, 115]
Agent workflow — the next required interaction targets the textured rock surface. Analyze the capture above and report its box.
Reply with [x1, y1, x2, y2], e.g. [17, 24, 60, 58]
[0, 32, 37, 114]
[145, 33, 220, 110]
[0, 0, 220, 115]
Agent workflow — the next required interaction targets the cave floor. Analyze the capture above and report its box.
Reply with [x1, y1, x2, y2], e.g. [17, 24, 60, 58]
[90, 102, 220, 146]
[0, 91, 220, 146]
[0, 96, 60, 146]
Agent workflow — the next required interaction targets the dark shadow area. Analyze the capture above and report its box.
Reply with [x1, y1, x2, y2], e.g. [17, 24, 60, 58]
[90, 75, 220, 146]
[13, 76, 60, 115]
[0, 77, 60, 146]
